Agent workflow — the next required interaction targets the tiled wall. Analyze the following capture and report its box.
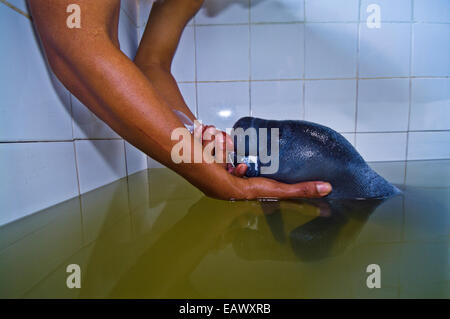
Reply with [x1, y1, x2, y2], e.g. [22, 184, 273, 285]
[146, 0, 449, 166]
[1, 0, 449, 226]
[0, 0, 146, 226]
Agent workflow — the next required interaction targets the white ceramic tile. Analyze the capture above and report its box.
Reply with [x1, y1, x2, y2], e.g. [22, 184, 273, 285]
[413, 24, 450, 77]
[125, 141, 148, 175]
[251, 81, 302, 120]
[138, 25, 145, 43]
[80, 180, 130, 244]
[305, 80, 356, 132]
[118, 9, 138, 59]
[5, 0, 28, 13]
[0, 196, 81, 255]
[22, 244, 93, 299]
[172, 27, 196, 82]
[251, 24, 304, 80]
[0, 196, 81, 254]
[71, 95, 121, 139]
[399, 241, 448, 298]
[404, 188, 450, 242]
[341, 132, 355, 146]
[121, 0, 139, 26]
[250, 0, 304, 23]
[197, 82, 250, 130]
[405, 159, 450, 188]
[196, 0, 249, 24]
[177, 82, 197, 116]
[359, 23, 411, 77]
[137, 0, 195, 30]
[356, 132, 407, 161]
[0, 199, 82, 298]
[355, 196, 404, 244]
[407, 131, 450, 160]
[147, 156, 165, 168]
[410, 79, 450, 131]
[368, 161, 406, 185]
[350, 242, 403, 288]
[0, 5, 72, 141]
[414, 0, 450, 23]
[0, 142, 79, 226]
[75, 139, 127, 193]
[196, 25, 249, 81]
[357, 79, 410, 132]
[305, 23, 358, 78]
[127, 170, 150, 211]
[138, 0, 155, 27]
[360, 0, 411, 22]
[305, 0, 359, 22]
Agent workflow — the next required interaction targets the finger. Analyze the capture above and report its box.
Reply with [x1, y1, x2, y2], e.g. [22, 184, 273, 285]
[193, 123, 205, 141]
[232, 163, 248, 177]
[213, 131, 226, 154]
[202, 126, 218, 147]
[225, 133, 234, 151]
[247, 178, 332, 199]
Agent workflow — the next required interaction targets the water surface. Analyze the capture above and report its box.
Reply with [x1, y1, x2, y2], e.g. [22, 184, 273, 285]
[0, 160, 448, 298]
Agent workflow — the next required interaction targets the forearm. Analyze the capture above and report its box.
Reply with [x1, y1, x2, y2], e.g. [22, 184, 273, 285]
[44, 38, 240, 197]
[133, 0, 204, 123]
[135, 61, 197, 123]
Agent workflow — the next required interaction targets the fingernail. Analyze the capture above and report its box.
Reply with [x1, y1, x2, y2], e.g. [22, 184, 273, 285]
[316, 183, 332, 195]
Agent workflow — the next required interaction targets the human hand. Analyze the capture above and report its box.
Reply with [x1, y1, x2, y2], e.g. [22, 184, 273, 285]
[201, 168, 332, 201]
[190, 123, 332, 200]
[194, 124, 248, 177]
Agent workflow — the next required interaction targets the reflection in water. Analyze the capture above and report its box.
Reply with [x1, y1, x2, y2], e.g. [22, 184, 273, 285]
[109, 197, 381, 297]
[234, 199, 383, 262]
[0, 162, 449, 298]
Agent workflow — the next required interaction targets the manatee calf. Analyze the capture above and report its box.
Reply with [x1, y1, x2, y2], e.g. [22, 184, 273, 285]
[232, 117, 400, 199]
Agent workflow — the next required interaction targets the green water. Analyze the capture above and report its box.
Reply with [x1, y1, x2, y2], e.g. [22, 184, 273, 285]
[0, 160, 449, 298]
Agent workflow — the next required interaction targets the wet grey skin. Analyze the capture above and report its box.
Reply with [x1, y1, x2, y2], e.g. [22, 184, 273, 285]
[232, 117, 401, 199]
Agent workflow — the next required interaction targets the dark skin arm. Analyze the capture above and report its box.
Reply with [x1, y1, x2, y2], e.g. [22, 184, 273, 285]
[28, 0, 332, 200]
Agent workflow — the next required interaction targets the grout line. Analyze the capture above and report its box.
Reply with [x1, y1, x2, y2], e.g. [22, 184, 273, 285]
[72, 141, 82, 196]
[0, 138, 124, 144]
[73, 137, 123, 140]
[120, 7, 138, 28]
[302, 0, 306, 120]
[77, 189, 85, 247]
[301, 81, 306, 120]
[194, 21, 450, 26]
[0, 0, 31, 19]
[69, 95, 75, 141]
[136, 0, 141, 28]
[248, 0, 252, 117]
[69, 94, 82, 198]
[354, 0, 362, 146]
[193, 15, 199, 118]
[175, 75, 449, 84]
[404, 0, 415, 181]
[355, 129, 450, 133]
[0, 140, 75, 144]
[123, 139, 129, 176]
[2, 130, 449, 144]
